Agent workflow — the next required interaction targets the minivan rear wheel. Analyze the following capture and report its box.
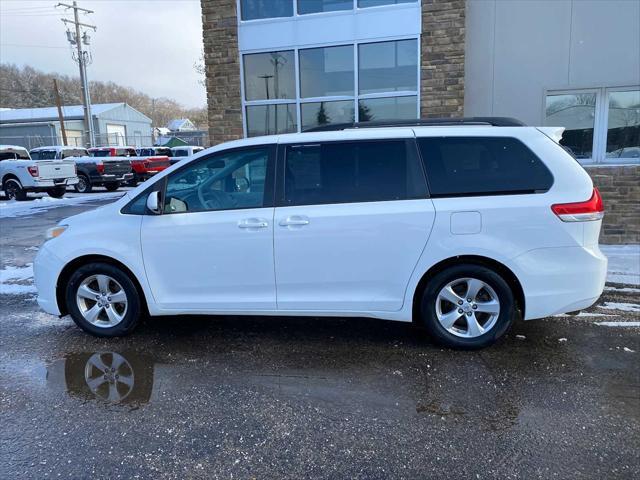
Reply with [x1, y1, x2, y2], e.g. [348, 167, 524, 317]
[65, 262, 142, 337]
[419, 264, 515, 349]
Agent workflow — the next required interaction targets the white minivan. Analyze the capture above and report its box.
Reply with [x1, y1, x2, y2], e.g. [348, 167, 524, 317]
[34, 118, 607, 348]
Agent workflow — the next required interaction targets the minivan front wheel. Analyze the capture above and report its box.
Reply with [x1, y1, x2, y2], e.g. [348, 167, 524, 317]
[419, 264, 515, 349]
[65, 262, 142, 337]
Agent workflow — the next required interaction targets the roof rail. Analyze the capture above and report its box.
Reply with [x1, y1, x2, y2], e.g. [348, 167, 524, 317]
[302, 117, 526, 133]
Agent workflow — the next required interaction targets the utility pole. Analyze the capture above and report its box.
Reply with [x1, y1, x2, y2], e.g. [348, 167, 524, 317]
[52, 79, 68, 146]
[57, 1, 96, 147]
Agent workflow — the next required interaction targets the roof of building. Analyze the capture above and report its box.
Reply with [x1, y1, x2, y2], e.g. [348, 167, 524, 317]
[0, 103, 141, 123]
[167, 118, 196, 132]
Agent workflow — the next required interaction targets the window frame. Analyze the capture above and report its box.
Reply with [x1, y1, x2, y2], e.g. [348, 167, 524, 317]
[122, 144, 277, 216]
[237, 0, 419, 23]
[543, 85, 640, 165]
[241, 36, 421, 137]
[274, 138, 430, 207]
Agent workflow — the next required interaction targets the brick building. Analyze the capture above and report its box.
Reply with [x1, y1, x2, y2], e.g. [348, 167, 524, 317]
[200, 0, 639, 243]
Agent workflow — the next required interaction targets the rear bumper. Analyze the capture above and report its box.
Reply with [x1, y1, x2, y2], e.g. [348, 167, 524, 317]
[512, 245, 607, 320]
[33, 243, 65, 316]
[98, 173, 133, 184]
[28, 177, 79, 190]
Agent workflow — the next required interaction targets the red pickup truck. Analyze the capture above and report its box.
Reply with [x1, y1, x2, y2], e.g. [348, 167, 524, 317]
[88, 146, 171, 186]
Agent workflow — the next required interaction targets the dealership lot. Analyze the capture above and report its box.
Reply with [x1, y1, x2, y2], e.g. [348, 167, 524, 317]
[1, 195, 639, 479]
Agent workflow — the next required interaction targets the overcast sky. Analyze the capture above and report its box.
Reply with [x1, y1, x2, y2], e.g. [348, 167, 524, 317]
[0, 0, 206, 108]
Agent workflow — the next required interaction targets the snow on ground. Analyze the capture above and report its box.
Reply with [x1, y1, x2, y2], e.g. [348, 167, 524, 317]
[598, 302, 640, 313]
[595, 321, 640, 328]
[601, 244, 640, 286]
[0, 263, 36, 295]
[0, 263, 33, 283]
[0, 191, 126, 219]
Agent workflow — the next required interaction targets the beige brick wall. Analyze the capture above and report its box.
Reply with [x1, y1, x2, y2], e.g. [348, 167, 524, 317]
[420, 0, 466, 118]
[585, 165, 640, 244]
[201, 0, 243, 145]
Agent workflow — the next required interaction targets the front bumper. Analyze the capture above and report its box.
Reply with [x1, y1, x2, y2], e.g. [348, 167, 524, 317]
[33, 243, 65, 316]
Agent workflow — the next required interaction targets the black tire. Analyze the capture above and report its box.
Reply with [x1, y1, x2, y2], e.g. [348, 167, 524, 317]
[419, 264, 515, 349]
[104, 182, 120, 192]
[47, 186, 66, 198]
[3, 178, 27, 201]
[74, 174, 92, 193]
[65, 262, 142, 337]
[127, 178, 138, 187]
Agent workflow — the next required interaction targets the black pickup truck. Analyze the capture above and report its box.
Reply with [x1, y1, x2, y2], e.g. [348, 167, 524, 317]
[73, 156, 134, 193]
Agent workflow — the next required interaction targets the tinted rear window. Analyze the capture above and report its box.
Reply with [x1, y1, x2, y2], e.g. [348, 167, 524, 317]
[417, 137, 553, 197]
[283, 140, 427, 206]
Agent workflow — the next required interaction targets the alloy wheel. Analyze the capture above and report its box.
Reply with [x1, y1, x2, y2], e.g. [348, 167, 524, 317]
[435, 277, 500, 338]
[76, 274, 128, 328]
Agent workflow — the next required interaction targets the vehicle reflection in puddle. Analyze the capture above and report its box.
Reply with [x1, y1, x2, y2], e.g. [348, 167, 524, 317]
[47, 351, 155, 405]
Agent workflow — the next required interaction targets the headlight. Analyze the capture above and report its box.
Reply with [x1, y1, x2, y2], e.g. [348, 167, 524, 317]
[45, 225, 68, 240]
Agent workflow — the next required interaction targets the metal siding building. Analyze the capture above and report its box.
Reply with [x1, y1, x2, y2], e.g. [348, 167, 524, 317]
[0, 103, 153, 149]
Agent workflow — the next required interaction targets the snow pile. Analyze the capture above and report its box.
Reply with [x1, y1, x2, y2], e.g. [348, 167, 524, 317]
[0, 263, 36, 295]
[0, 191, 125, 218]
[601, 244, 640, 286]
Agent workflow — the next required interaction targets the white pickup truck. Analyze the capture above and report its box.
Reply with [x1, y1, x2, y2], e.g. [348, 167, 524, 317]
[0, 145, 78, 200]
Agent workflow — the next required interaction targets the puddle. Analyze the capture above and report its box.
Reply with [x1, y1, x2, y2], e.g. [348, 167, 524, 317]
[47, 351, 155, 405]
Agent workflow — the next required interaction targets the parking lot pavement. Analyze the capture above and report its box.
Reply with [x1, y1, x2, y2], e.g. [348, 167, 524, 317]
[1, 197, 638, 479]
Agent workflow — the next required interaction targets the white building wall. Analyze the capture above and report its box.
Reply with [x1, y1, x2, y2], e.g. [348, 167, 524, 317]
[465, 0, 640, 125]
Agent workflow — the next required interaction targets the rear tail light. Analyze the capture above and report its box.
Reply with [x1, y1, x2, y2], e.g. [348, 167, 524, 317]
[96, 161, 105, 175]
[27, 166, 39, 177]
[552, 187, 604, 222]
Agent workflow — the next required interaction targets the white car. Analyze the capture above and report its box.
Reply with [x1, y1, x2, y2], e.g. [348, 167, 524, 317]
[0, 145, 78, 200]
[33, 118, 607, 349]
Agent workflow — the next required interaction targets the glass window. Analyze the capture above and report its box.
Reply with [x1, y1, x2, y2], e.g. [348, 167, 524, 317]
[164, 147, 271, 213]
[545, 93, 596, 160]
[606, 90, 640, 160]
[358, 96, 417, 121]
[299, 45, 354, 98]
[240, 0, 293, 21]
[31, 150, 56, 160]
[246, 104, 298, 137]
[301, 100, 354, 131]
[243, 51, 295, 101]
[284, 140, 426, 206]
[358, 0, 416, 7]
[359, 39, 418, 94]
[298, 0, 352, 14]
[417, 137, 553, 197]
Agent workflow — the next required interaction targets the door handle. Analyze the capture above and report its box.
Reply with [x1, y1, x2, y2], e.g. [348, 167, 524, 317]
[279, 215, 310, 227]
[238, 218, 269, 229]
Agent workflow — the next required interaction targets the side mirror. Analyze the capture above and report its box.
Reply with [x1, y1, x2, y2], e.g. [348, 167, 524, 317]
[146, 191, 162, 215]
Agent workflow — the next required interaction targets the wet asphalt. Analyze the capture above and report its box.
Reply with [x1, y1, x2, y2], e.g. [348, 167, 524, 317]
[1, 194, 639, 479]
